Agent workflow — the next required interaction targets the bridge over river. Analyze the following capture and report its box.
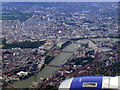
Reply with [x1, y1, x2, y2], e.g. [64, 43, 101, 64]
[44, 64, 61, 68]
[61, 50, 74, 53]
[9, 38, 118, 88]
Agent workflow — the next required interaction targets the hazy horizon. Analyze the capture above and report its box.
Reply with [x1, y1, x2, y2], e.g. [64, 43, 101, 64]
[1, 0, 119, 2]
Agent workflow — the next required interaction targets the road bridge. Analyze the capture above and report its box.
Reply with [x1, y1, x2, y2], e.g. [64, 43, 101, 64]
[61, 51, 74, 53]
[44, 64, 61, 68]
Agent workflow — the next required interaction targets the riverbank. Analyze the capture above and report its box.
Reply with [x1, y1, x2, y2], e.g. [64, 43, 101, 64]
[9, 43, 78, 88]
[8, 38, 119, 88]
[44, 56, 54, 64]
[3, 41, 73, 88]
[2, 63, 45, 87]
[60, 41, 72, 50]
[70, 36, 119, 41]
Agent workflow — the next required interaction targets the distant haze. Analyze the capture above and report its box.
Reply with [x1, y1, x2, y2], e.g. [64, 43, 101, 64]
[0, 0, 119, 2]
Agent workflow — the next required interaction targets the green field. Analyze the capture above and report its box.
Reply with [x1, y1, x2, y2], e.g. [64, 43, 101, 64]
[69, 57, 94, 66]
[45, 56, 54, 64]
[2, 10, 33, 21]
[2, 38, 46, 49]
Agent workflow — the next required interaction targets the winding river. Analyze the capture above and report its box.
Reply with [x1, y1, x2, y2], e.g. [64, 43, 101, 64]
[10, 38, 119, 88]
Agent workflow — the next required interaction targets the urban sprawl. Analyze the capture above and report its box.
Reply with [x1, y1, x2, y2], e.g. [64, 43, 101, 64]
[1, 2, 120, 89]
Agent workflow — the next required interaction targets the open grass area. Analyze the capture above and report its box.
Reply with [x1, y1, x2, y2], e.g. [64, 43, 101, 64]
[2, 38, 46, 49]
[69, 57, 94, 66]
[2, 10, 33, 21]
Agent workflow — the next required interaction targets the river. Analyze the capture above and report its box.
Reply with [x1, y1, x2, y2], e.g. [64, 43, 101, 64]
[11, 43, 79, 88]
[9, 38, 119, 88]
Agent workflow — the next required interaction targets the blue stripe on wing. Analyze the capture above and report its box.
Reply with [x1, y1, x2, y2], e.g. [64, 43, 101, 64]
[70, 76, 103, 89]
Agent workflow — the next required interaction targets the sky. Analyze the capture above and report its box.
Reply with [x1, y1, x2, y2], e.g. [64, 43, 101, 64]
[0, 0, 119, 2]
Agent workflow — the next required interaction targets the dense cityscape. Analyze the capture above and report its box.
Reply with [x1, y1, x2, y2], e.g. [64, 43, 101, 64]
[1, 2, 120, 89]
